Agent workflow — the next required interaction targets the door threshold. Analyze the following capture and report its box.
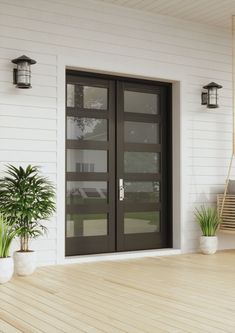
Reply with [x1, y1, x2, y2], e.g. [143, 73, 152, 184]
[63, 248, 181, 265]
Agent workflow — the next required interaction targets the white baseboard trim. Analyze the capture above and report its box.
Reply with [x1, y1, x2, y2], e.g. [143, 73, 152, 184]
[62, 248, 181, 265]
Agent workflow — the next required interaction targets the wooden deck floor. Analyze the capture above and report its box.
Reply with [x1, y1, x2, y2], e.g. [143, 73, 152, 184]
[1, 251, 235, 333]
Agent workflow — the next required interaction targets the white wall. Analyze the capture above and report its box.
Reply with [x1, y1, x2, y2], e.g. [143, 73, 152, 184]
[0, 0, 233, 265]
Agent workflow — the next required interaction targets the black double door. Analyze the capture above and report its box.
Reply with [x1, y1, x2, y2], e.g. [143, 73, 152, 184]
[65, 71, 172, 256]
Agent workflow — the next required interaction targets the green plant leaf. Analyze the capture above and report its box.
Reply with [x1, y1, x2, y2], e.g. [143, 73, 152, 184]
[0, 164, 56, 252]
[0, 215, 19, 257]
[194, 206, 221, 236]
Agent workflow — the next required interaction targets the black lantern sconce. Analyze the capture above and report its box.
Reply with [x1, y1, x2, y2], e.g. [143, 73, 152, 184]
[11, 55, 36, 89]
[201, 82, 222, 108]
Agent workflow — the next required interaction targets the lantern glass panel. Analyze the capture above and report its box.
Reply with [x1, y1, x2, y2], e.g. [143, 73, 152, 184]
[17, 61, 31, 86]
[208, 87, 217, 106]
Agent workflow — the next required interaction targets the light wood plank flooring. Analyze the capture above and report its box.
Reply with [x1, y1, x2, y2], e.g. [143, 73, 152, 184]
[1, 251, 235, 333]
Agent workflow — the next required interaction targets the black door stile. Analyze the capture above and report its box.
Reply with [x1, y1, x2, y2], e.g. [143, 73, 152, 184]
[116, 81, 125, 251]
[116, 80, 170, 251]
[65, 71, 172, 256]
[65, 74, 116, 255]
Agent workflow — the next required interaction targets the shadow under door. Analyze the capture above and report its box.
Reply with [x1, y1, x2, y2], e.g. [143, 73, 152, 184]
[65, 71, 172, 256]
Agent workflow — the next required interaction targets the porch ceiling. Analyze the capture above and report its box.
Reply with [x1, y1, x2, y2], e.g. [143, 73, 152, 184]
[98, 0, 235, 28]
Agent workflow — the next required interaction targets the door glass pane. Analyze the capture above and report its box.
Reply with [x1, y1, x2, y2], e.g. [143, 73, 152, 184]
[124, 91, 158, 114]
[67, 213, 107, 237]
[124, 211, 160, 234]
[125, 121, 159, 144]
[67, 149, 107, 172]
[83, 86, 108, 110]
[67, 117, 107, 141]
[66, 181, 107, 205]
[67, 84, 75, 107]
[125, 181, 159, 203]
[124, 152, 159, 173]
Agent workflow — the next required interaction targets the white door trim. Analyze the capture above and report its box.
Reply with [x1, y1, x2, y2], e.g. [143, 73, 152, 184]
[56, 54, 188, 265]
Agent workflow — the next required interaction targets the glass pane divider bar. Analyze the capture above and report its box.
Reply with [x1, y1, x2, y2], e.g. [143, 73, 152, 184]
[66, 173, 109, 181]
[67, 75, 109, 86]
[66, 140, 109, 150]
[124, 143, 161, 152]
[66, 205, 110, 214]
[124, 113, 161, 122]
[124, 204, 161, 212]
[123, 174, 161, 181]
[67, 109, 109, 118]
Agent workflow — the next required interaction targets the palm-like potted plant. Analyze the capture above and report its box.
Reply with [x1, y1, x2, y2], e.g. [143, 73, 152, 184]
[194, 206, 221, 254]
[0, 215, 19, 283]
[0, 165, 55, 275]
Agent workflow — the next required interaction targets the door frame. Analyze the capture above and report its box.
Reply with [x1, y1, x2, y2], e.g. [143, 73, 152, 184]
[65, 70, 172, 256]
[56, 57, 184, 264]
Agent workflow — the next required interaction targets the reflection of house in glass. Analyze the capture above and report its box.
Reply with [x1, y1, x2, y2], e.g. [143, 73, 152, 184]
[67, 181, 107, 205]
[67, 149, 107, 173]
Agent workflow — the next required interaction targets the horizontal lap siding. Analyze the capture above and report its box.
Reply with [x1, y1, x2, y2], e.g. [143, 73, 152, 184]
[0, 0, 58, 265]
[0, 0, 232, 263]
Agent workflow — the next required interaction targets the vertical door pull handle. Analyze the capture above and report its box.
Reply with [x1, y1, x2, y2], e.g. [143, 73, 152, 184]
[119, 179, 125, 201]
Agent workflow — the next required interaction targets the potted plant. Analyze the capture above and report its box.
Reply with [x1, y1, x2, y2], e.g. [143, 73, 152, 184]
[0, 165, 55, 275]
[194, 206, 221, 254]
[0, 215, 19, 283]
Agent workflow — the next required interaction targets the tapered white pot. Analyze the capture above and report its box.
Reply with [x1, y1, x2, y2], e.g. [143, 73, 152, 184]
[0, 257, 14, 283]
[13, 251, 37, 276]
[200, 236, 218, 255]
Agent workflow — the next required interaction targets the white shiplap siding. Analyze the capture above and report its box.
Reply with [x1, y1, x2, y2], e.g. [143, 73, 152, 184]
[0, 0, 233, 264]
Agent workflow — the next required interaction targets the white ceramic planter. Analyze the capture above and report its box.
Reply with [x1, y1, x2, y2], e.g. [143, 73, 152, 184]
[200, 236, 218, 255]
[0, 257, 14, 284]
[13, 251, 37, 276]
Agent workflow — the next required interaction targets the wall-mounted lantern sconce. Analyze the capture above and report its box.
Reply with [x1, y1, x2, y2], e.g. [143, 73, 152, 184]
[201, 82, 222, 108]
[11, 55, 36, 89]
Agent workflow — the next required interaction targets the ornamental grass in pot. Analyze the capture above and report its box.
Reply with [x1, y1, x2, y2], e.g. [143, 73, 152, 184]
[0, 165, 55, 275]
[0, 215, 19, 283]
[194, 206, 221, 254]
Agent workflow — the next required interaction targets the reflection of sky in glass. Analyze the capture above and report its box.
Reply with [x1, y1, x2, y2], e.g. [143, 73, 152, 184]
[83, 86, 107, 110]
[125, 122, 158, 144]
[124, 152, 159, 173]
[124, 91, 158, 114]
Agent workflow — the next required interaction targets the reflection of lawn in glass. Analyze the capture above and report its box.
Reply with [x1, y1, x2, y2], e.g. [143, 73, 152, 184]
[125, 192, 159, 203]
[67, 213, 107, 237]
[124, 211, 160, 234]
[67, 212, 160, 237]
